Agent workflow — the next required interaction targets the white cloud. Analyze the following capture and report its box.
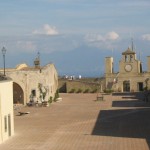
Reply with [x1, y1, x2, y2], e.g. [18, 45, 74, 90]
[142, 34, 150, 41]
[106, 31, 119, 40]
[32, 24, 59, 35]
[16, 41, 36, 52]
[84, 31, 120, 50]
[85, 31, 119, 43]
[85, 34, 104, 42]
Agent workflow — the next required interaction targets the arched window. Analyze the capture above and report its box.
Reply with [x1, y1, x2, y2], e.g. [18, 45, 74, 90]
[125, 55, 127, 62]
[130, 55, 133, 62]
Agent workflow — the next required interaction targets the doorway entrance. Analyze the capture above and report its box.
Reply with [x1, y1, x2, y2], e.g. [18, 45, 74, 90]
[13, 82, 24, 104]
[138, 82, 143, 91]
[123, 81, 130, 92]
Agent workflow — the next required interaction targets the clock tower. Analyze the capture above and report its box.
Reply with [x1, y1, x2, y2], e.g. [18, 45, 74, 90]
[119, 47, 142, 74]
[105, 45, 149, 92]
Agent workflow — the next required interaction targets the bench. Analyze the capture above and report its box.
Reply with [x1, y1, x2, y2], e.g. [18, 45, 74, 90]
[97, 94, 104, 101]
[18, 112, 30, 116]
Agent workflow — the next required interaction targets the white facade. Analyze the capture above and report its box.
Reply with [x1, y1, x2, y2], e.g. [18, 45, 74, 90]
[0, 77, 14, 143]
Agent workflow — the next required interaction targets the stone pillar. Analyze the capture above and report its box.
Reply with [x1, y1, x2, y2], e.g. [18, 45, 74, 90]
[105, 57, 113, 74]
[147, 56, 150, 72]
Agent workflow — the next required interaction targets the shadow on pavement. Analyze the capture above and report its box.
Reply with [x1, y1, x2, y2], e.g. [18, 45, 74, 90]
[112, 92, 144, 100]
[112, 92, 135, 96]
[92, 108, 150, 148]
[112, 100, 150, 108]
[92, 92, 150, 148]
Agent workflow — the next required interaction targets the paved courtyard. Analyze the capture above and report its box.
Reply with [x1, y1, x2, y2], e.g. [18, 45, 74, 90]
[0, 93, 150, 150]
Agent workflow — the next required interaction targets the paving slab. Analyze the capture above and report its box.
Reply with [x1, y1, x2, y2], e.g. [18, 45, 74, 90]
[0, 93, 150, 150]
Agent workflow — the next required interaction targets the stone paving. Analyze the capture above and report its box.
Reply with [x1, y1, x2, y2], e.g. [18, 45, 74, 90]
[0, 93, 150, 150]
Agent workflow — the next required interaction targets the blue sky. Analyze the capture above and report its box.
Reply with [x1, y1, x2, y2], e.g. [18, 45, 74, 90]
[0, 0, 150, 77]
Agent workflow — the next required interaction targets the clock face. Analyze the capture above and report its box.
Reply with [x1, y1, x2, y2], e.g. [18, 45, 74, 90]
[125, 64, 132, 72]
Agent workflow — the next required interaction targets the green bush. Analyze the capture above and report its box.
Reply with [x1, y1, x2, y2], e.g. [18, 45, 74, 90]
[91, 88, 98, 93]
[104, 89, 113, 93]
[69, 88, 76, 93]
[94, 78, 99, 82]
[48, 96, 53, 104]
[84, 89, 90, 93]
[143, 86, 148, 91]
[54, 89, 59, 102]
[77, 88, 82, 93]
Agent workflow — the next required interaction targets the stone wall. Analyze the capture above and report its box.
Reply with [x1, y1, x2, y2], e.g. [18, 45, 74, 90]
[0, 63, 58, 105]
[58, 79, 105, 93]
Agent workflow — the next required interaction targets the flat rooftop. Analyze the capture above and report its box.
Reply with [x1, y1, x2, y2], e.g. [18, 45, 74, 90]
[0, 93, 150, 150]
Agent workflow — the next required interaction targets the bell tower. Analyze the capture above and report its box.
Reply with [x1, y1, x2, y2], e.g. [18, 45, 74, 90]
[34, 52, 40, 68]
[119, 47, 142, 74]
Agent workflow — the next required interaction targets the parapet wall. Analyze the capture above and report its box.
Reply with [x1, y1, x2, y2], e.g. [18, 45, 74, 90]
[58, 79, 105, 93]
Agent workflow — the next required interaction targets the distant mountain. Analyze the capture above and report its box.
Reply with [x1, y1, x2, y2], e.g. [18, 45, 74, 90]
[3, 39, 148, 77]
[42, 45, 115, 77]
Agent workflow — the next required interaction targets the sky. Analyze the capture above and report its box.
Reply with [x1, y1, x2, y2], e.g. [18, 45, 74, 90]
[0, 0, 150, 77]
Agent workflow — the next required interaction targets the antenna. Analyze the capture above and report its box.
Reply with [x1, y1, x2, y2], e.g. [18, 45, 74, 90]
[139, 51, 142, 62]
[134, 44, 136, 53]
[37, 51, 40, 59]
[112, 48, 114, 57]
[131, 37, 134, 51]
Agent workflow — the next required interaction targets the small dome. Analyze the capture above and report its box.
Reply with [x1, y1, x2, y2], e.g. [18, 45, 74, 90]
[16, 63, 28, 70]
[122, 47, 135, 55]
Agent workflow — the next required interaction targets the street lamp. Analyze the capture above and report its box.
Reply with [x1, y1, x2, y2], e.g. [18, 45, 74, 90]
[1, 47, 6, 76]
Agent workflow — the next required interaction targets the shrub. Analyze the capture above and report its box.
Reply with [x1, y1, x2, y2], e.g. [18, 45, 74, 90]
[69, 88, 76, 93]
[54, 89, 59, 102]
[104, 89, 113, 93]
[143, 86, 148, 91]
[38, 83, 48, 101]
[94, 78, 99, 82]
[48, 96, 53, 104]
[84, 89, 90, 93]
[91, 88, 98, 93]
[77, 88, 82, 93]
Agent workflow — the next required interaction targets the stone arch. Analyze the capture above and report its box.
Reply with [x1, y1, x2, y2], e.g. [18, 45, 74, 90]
[13, 82, 24, 104]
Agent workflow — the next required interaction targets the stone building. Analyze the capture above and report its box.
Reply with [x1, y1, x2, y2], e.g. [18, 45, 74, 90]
[0, 75, 14, 143]
[0, 59, 58, 105]
[105, 47, 150, 92]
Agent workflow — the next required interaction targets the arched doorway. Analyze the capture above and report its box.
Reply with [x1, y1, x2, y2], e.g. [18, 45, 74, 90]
[13, 82, 24, 104]
[123, 80, 130, 92]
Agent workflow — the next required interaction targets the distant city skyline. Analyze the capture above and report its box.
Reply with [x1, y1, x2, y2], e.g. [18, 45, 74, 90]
[0, 0, 150, 77]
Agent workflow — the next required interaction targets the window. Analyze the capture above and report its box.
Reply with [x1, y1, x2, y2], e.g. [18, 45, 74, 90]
[130, 55, 133, 62]
[125, 55, 127, 62]
[4, 116, 7, 132]
[138, 82, 143, 91]
[31, 89, 36, 97]
[8, 114, 11, 136]
[125, 55, 129, 62]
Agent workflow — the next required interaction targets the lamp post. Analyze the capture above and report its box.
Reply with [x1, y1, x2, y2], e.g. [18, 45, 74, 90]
[1, 47, 6, 76]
